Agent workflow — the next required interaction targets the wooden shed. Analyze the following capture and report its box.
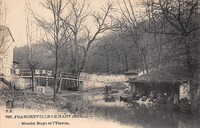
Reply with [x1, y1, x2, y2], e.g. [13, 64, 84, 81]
[127, 66, 191, 100]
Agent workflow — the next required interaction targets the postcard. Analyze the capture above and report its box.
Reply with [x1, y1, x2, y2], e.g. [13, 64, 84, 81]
[1, 0, 200, 128]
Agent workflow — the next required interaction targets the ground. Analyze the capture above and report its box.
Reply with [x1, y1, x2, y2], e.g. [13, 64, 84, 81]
[0, 83, 126, 115]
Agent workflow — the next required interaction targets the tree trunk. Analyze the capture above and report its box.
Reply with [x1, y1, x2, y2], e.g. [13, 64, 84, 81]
[74, 35, 80, 73]
[124, 53, 129, 72]
[31, 69, 36, 92]
[185, 36, 199, 111]
[53, 49, 58, 101]
[57, 78, 62, 93]
[79, 51, 88, 75]
[106, 57, 110, 75]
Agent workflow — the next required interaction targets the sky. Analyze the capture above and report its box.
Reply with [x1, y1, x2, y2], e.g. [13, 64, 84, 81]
[6, 0, 30, 47]
[5, 0, 142, 47]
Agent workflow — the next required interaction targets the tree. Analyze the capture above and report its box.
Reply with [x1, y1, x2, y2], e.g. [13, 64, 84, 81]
[117, 0, 150, 73]
[25, 10, 42, 92]
[85, 31, 140, 74]
[60, 0, 114, 75]
[143, 0, 200, 109]
[91, 37, 114, 75]
[28, 0, 69, 101]
[80, 2, 114, 73]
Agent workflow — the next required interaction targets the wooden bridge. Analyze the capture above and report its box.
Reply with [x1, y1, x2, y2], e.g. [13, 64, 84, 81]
[8, 69, 82, 81]
[0, 69, 119, 90]
[0, 68, 83, 90]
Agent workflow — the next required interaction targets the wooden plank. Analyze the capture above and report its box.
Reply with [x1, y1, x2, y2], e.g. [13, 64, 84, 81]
[0, 75, 83, 82]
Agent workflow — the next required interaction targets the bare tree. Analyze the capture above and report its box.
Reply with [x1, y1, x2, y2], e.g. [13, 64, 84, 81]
[25, 11, 41, 92]
[117, 0, 150, 73]
[28, 0, 69, 101]
[61, 0, 114, 75]
[60, 0, 89, 75]
[80, 2, 114, 73]
[92, 38, 114, 75]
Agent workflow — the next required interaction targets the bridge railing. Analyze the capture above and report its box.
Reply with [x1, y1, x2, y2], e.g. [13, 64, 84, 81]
[10, 69, 79, 79]
[4, 69, 84, 86]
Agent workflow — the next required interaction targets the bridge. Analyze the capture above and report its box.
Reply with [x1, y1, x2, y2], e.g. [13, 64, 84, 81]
[0, 68, 83, 90]
[5, 68, 82, 81]
[0, 68, 121, 91]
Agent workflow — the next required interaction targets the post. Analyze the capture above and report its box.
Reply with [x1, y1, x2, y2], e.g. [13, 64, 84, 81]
[46, 77, 48, 87]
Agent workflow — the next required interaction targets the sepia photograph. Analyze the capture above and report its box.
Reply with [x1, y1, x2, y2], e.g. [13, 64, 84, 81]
[0, 0, 200, 128]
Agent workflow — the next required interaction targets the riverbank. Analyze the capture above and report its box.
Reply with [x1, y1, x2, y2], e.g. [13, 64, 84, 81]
[0, 83, 126, 114]
[1, 85, 200, 128]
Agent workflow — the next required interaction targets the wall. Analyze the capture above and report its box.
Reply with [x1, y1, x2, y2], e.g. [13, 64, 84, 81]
[179, 83, 190, 100]
[0, 27, 14, 76]
[129, 82, 136, 94]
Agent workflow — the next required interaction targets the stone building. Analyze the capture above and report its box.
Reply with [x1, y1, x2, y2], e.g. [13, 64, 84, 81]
[0, 25, 15, 76]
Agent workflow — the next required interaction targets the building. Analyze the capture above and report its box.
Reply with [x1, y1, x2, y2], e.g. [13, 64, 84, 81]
[127, 66, 191, 100]
[0, 25, 15, 76]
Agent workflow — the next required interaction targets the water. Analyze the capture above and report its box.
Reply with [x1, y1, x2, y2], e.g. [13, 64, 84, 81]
[81, 93, 200, 128]
[1, 91, 200, 128]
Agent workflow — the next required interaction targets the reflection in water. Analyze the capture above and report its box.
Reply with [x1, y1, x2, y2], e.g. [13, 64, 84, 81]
[82, 94, 200, 128]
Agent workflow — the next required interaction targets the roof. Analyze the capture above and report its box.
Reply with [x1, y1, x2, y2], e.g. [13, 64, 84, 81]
[124, 69, 141, 75]
[0, 25, 15, 42]
[128, 65, 191, 83]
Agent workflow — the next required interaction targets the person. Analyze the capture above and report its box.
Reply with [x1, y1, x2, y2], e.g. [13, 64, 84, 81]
[104, 85, 109, 93]
[173, 93, 179, 105]
[149, 91, 154, 101]
[157, 92, 165, 104]
[157, 92, 164, 100]
[167, 93, 174, 105]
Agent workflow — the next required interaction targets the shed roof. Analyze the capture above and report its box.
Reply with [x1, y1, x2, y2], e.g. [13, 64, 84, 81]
[128, 66, 191, 83]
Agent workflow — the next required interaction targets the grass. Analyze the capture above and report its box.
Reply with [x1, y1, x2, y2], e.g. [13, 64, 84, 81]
[80, 73, 126, 89]
[0, 88, 96, 115]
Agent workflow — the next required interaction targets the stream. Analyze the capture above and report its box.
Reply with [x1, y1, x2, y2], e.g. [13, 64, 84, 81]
[64, 91, 200, 128]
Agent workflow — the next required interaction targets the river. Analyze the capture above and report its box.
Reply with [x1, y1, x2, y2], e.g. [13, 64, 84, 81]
[1, 89, 200, 128]
[65, 91, 200, 128]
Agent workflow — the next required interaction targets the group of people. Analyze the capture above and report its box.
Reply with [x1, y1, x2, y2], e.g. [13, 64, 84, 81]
[155, 92, 179, 105]
[135, 91, 179, 105]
